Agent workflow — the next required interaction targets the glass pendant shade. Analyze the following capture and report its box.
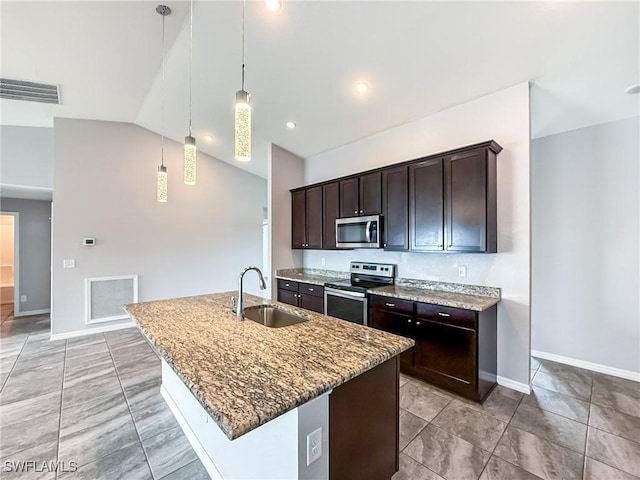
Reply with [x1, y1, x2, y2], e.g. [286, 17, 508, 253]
[184, 135, 196, 185]
[157, 165, 168, 203]
[235, 89, 251, 162]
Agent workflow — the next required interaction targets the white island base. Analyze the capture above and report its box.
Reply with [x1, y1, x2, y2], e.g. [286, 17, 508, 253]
[160, 360, 330, 480]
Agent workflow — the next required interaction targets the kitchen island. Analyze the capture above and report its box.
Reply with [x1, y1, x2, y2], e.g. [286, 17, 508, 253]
[125, 292, 413, 480]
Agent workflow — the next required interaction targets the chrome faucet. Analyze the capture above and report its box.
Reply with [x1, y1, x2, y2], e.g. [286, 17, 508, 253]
[236, 266, 267, 321]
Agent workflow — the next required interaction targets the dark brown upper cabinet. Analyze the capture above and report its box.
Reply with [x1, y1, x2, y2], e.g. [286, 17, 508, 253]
[323, 182, 340, 249]
[339, 172, 382, 218]
[410, 158, 444, 251]
[444, 149, 497, 253]
[291, 140, 501, 253]
[382, 166, 409, 251]
[291, 186, 323, 249]
[291, 189, 306, 249]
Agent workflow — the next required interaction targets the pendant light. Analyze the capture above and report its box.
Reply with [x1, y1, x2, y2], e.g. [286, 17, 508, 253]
[184, 0, 196, 185]
[234, 0, 251, 162]
[156, 5, 171, 202]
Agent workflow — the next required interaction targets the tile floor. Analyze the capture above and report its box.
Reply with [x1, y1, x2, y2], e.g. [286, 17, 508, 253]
[0, 315, 208, 480]
[393, 358, 640, 480]
[2, 314, 639, 480]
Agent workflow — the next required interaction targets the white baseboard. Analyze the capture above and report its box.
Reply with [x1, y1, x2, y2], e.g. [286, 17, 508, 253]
[497, 376, 531, 394]
[15, 308, 50, 317]
[531, 350, 640, 382]
[50, 321, 135, 341]
[160, 385, 224, 480]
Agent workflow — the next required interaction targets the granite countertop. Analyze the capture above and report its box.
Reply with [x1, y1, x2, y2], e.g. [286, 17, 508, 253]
[275, 268, 347, 286]
[369, 285, 499, 311]
[125, 293, 413, 441]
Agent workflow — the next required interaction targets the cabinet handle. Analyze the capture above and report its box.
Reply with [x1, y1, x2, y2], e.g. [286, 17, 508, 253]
[360, 209, 363, 214]
[385, 303, 395, 307]
[354, 210, 358, 214]
[383, 243, 387, 247]
[309, 288, 314, 292]
[407, 319, 412, 324]
[416, 321, 421, 326]
[438, 312, 451, 317]
[285, 283, 290, 287]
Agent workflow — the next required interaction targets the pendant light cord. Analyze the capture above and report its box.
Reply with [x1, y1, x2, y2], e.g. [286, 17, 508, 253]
[189, 0, 193, 136]
[241, 0, 245, 91]
[161, 9, 166, 166]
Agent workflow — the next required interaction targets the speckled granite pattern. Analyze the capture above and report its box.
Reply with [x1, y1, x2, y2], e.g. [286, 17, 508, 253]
[125, 293, 413, 441]
[370, 285, 499, 311]
[395, 278, 501, 298]
[275, 268, 348, 286]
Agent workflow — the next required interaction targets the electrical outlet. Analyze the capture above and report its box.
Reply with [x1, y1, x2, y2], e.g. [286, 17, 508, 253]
[201, 410, 209, 423]
[321, 257, 326, 266]
[20, 295, 27, 302]
[458, 265, 467, 278]
[307, 427, 322, 466]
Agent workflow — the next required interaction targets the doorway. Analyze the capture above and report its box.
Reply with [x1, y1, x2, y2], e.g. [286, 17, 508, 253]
[0, 212, 19, 323]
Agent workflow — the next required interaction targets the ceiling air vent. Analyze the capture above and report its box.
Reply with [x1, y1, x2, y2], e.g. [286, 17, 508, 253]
[0, 78, 60, 104]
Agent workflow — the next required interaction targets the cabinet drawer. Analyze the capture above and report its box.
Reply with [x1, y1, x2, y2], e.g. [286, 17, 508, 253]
[416, 303, 476, 330]
[278, 279, 299, 292]
[369, 295, 414, 316]
[299, 283, 324, 298]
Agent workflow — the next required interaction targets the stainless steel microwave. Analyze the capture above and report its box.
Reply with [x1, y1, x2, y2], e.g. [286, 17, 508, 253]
[336, 215, 382, 249]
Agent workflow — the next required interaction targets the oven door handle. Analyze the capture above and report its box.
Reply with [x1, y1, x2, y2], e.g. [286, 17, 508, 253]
[365, 221, 372, 243]
[325, 287, 366, 300]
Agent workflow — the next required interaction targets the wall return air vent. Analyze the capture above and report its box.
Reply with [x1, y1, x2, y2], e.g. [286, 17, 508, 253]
[0, 78, 60, 104]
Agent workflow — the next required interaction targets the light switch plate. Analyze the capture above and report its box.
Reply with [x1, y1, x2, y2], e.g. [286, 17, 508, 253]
[458, 265, 467, 277]
[63, 259, 76, 269]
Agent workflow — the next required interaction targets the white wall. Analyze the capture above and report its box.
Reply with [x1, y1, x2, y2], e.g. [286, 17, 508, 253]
[0, 197, 51, 313]
[531, 117, 640, 376]
[0, 126, 53, 199]
[268, 144, 304, 297]
[302, 83, 531, 388]
[52, 119, 266, 337]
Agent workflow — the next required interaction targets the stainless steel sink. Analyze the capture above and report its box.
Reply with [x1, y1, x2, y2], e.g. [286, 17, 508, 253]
[242, 305, 309, 328]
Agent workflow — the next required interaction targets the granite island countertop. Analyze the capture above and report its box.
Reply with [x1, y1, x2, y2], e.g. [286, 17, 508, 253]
[124, 292, 413, 441]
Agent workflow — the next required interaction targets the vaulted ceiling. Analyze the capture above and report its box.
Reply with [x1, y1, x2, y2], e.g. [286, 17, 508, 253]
[2, 1, 638, 178]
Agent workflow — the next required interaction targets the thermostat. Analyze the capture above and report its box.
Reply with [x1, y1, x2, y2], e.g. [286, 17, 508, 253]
[83, 238, 96, 246]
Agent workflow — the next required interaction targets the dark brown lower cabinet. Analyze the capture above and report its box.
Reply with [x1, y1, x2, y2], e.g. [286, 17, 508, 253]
[369, 295, 497, 402]
[276, 279, 325, 314]
[330, 357, 399, 480]
[369, 298, 414, 371]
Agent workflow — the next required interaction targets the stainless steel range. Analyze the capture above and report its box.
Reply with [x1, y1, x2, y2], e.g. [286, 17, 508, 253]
[324, 262, 396, 326]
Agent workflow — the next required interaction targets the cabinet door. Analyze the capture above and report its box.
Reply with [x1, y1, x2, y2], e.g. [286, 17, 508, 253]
[410, 159, 444, 251]
[413, 318, 476, 388]
[291, 190, 306, 249]
[323, 182, 340, 249]
[339, 178, 360, 218]
[382, 166, 409, 251]
[305, 186, 323, 249]
[445, 151, 488, 252]
[369, 309, 414, 369]
[278, 289, 299, 307]
[359, 172, 382, 215]
[299, 293, 324, 314]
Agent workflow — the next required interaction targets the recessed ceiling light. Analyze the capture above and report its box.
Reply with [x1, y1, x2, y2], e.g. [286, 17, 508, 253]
[204, 135, 214, 142]
[265, 0, 282, 11]
[286, 121, 296, 129]
[355, 83, 369, 93]
[625, 84, 640, 95]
